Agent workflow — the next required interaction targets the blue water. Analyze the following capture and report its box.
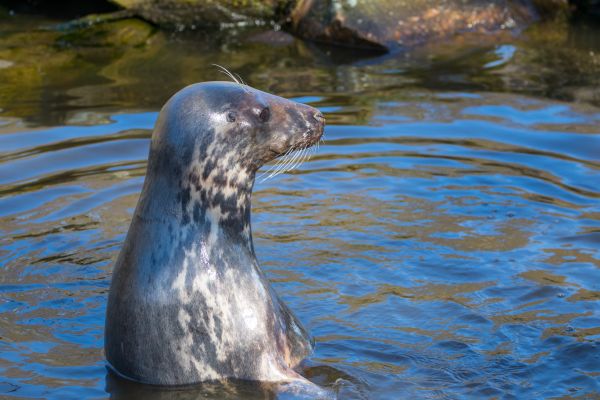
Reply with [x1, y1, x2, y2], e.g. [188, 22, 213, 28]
[1, 13, 600, 400]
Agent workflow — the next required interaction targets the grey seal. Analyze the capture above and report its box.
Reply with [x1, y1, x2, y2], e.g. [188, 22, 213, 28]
[104, 80, 325, 386]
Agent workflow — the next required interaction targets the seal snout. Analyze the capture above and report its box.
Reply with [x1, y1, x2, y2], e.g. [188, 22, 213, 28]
[307, 110, 325, 144]
[313, 111, 325, 123]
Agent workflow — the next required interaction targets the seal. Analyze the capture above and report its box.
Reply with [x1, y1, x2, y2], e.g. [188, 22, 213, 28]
[104, 79, 325, 386]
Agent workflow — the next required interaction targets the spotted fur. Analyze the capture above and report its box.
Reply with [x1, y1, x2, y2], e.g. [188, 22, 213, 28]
[105, 82, 325, 386]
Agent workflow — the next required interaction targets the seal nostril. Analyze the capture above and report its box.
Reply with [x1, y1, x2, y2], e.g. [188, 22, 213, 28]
[313, 112, 325, 123]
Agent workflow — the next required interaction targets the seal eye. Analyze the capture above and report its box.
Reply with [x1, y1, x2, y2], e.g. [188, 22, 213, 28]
[258, 107, 270, 123]
[226, 112, 236, 122]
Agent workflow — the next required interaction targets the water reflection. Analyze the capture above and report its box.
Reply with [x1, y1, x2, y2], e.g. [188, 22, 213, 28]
[106, 365, 365, 400]
[0, 10, 600, 400]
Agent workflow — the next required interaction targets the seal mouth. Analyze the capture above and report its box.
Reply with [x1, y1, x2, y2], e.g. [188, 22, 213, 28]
[295, 127, 323, 151]
[268, 120, 324, 157]
[258, 126, 324, 182]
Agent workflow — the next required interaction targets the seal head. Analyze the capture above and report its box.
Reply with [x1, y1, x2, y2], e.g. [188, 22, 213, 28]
[105, 82, 324, 386]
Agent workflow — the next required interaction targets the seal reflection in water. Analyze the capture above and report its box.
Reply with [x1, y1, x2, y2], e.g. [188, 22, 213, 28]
[104, 80, 325, 386]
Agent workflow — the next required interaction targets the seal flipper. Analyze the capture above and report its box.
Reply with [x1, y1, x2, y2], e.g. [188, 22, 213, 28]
[272, 289, 314, 367]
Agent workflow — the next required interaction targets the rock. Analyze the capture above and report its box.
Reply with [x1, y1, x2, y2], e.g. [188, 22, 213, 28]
[287, 0, 566, 53]
[56, 16, 154, 48]
[108, 0, 290, 28]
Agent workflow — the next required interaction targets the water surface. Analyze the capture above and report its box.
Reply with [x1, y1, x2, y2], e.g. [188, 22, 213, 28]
[0, 11, 599, 400]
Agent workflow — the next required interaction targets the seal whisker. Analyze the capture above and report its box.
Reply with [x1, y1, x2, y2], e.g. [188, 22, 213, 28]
[258, 146, 294, 182]
[273, 146, 296, 171]
[283, 148, 303, 175]
[258, 159, 280, 182]
[266, 151, 296, 180]
[271, 144, 303, 178]
[212, 64, 240, 84]
[306, 145, 316, 163]
[234, 73, 246, 86]
[288, 148, 304, 172]
[260, 152, 283, 178]
[285, 145, 307, 172]
[301, 146, 312, 166]
[278, 146, 303, 176]
[212, 64, 251, 94]
[288, 147, 308, 172]
[279, 136, 322, 179]
[298, 146, 310, 167]
[233, 72, 251, 94]
[307, 145, 316, 162]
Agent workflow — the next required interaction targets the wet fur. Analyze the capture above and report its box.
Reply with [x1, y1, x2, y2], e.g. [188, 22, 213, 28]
[104, 82, 324, 386]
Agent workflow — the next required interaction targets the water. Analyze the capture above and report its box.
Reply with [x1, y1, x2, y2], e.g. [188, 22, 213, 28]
[1, 11, 599, 400]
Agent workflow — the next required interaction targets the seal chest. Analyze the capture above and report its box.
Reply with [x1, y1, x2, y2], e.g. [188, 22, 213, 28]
[104, 81, 325, 386]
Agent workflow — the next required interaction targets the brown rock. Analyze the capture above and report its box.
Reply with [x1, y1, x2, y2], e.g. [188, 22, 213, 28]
[287, 0, 564, 52]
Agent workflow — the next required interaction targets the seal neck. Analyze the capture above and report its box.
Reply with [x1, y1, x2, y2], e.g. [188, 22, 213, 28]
[139, 137, 259, 255]
[178, 165, 256, 252]
[139, 173, 256, 253]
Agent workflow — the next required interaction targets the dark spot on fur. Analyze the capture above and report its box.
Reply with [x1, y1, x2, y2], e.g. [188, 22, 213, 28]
[190, 170, 201, 190]
[202, 158, 216, 180]
[182, 142, 194, 167]
[180, 186, 191, 213]
[242, 206, 251, 223]
[213, 172, 227, 187]
[193, 201, 205, 223]
[197, 128, 215, 160]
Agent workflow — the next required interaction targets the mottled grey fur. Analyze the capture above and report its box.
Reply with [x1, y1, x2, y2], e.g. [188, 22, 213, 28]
[105, 82, 325, 385]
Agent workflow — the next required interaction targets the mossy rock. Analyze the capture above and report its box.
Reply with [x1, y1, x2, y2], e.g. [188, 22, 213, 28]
[57, 17, 155, 48]
[109, 0, 290, 27]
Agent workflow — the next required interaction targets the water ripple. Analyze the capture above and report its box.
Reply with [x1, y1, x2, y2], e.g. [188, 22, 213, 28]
[1, 91, 599, 399]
